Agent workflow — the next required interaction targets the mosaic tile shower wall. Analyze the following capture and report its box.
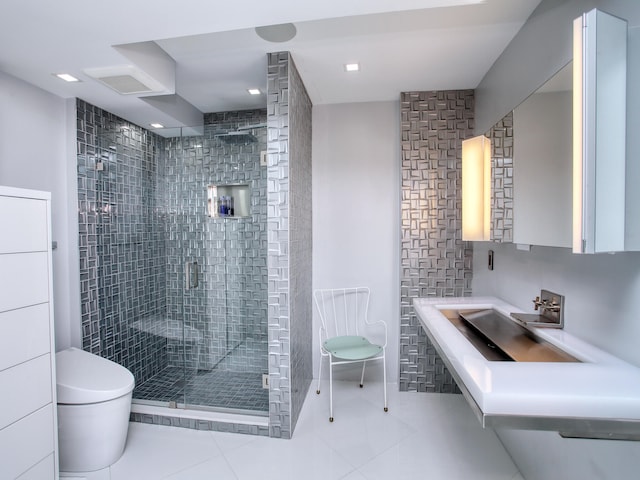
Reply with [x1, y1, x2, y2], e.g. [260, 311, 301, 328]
[287, 56, 313, 433]
[399, 90, 474, 393]
[486, 111, 514, 243]
[266, 52, 313, 439]
[77, 99, 168, 385]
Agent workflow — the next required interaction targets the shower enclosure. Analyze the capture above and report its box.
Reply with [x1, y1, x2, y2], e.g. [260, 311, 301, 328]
[81, 106, 269, 415]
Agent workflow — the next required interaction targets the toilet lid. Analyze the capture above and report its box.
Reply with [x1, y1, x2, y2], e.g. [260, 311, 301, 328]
[56, 347, 135, 404]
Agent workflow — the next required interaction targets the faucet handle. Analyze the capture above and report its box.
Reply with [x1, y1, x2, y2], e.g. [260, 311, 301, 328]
[532, 296, 541, 311]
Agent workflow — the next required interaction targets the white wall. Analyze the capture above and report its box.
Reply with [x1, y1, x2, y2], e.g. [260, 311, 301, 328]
[0, 71, 80, 351]
[312, 101, 400, 383]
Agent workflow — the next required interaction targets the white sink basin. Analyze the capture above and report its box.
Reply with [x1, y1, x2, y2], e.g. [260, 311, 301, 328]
[414, 296, 640, 440]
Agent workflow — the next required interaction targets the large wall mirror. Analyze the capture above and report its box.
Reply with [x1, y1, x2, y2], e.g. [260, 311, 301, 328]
[483, 8, 630, 252]
[512, 62, 572, 248]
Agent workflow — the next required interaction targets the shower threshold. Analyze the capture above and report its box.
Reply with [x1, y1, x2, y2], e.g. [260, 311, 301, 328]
[130, 402, 269, 436]
[133, 398, 268, 418]
[131, 367, 269, 435]
[133, 366, 269, 413]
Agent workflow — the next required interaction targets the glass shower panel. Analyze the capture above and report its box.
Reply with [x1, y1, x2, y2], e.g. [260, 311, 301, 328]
[93, 112, 268, 415]
[161, 127, 191, 408]
[95, 128, 172, 407]
[179, 117, 269, 414]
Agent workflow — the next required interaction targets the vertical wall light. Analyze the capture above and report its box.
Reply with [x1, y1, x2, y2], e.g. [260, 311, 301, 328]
[572, 9, 627, 254]
[572, 13, 584, 253]
[462, 135, 491, 241]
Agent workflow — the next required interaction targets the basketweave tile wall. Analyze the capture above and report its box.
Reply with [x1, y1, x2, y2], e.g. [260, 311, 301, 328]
[399, 90, 474, 393]
[287, 54, 313, 434]
[487, 111, 514, 243]
[266, 51, 313, 439]
[77, 99, 168, 385]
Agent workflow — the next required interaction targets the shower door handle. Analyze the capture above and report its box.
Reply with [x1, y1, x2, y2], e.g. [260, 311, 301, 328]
[185, 261, 199, 289]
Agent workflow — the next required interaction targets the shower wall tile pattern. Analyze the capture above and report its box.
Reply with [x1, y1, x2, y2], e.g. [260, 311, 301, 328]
[287, 55, 313, 433]
[266, 52, 313, 439]
[266, 51, 292, 439]
[399, 90, 474, 393]
[486, 111, 514, 243]
[76, 99, 168, 385]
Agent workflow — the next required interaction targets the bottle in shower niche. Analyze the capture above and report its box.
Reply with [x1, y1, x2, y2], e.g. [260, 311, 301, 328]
[219, 196, 228, 216]
[209, 197, 220, 217]
[228, 195, 234, 216]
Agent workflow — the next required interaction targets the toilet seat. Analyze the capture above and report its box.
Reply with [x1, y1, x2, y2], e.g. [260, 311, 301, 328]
[56, 347, 135, 404]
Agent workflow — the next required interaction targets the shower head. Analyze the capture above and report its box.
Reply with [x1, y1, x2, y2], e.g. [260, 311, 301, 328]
[214, 131, 257, 144]
[214, 123, 265, 144]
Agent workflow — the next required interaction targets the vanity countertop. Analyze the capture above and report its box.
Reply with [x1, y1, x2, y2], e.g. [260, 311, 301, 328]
[413, 296, 640, 425]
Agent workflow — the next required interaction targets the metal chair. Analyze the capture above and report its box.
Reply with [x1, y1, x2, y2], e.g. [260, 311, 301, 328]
[314, 287, 388, 422]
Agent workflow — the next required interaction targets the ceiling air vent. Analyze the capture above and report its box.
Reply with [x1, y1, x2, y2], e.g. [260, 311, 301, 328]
[84, 65, 168, 95]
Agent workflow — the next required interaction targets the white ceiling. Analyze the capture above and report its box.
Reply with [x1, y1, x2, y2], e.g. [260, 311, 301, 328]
[0, 0, 541, 130]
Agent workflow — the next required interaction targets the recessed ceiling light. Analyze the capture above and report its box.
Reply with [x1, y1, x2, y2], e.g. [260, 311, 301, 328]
[150, 123, 164, 129]
[344, 63, 360, 72]
[247, 88, 261, 95]
[54, 73, 80, 82]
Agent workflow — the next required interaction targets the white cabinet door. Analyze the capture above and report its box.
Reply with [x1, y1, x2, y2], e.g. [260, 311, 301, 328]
[0, 252, 49, 313]
[0, 304, 51, 371]
[0, 196, 48, 254]
[0, 405, 55, 479]
[0, 354, 53, 430]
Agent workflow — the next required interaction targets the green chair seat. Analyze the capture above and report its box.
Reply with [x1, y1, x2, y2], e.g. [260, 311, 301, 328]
[323, 335, 383, 361]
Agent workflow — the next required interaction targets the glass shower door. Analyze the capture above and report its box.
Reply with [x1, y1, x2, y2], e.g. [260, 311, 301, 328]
[176, 119, 269, 415]
[97, 117, 269, 415]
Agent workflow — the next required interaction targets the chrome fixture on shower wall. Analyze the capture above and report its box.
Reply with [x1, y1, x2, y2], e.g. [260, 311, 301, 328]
[214, 123, 266, 144]
[215, 131, 257, 143]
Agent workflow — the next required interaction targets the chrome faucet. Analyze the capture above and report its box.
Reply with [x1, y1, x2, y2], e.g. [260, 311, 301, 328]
[533, 296, 561, 313]
[511, 289, 565, 328]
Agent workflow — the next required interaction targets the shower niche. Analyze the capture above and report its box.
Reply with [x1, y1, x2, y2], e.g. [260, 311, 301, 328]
[207, 184, 250, 218]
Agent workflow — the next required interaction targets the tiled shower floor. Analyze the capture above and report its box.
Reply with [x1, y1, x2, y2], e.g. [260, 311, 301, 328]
[134, 366, 269, 413]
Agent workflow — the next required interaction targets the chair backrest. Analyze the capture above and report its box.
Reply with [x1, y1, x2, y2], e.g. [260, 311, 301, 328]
[314, 287, 371, 341]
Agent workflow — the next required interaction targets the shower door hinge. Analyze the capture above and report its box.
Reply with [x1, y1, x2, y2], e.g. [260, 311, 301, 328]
[262, 374, 269, 389]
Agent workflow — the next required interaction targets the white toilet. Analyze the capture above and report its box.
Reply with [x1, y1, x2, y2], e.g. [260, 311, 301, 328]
[56, 347, 135, 472]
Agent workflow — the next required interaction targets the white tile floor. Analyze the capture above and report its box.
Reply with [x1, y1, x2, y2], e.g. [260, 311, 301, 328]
[61, 381, 524, 480]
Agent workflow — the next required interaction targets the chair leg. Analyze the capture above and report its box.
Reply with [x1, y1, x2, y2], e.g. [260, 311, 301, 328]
[383, 354, 388, 412]
[329, 358, 334, 422]
[316, 354, 323, 394]
[359, 360, 366, 388]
